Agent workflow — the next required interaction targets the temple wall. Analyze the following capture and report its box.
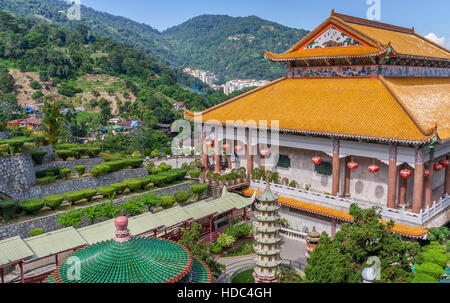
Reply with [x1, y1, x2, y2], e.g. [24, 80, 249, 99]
[279, 206, 341, 236]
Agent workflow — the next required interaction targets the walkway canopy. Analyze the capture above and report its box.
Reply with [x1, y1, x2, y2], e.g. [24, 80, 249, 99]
[0, 188, 256, 268]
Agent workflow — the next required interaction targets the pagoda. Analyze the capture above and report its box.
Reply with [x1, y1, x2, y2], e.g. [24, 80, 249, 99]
[305, 227, 321, 260]
[44, 216, 212, 283]
[253, 184, 282, 283]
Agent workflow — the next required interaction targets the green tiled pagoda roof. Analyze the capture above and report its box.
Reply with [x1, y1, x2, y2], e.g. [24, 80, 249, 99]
[51, 237, 193, 283]
[257, 186, 279, 202]
[180, 257, 213, 283]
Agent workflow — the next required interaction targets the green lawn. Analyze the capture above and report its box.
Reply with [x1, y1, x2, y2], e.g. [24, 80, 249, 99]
[231, 269, 255, 283]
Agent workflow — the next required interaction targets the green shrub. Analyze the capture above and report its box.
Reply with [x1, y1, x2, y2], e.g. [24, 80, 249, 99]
[134, 177, 152, 188]
[148, 167, 163, 175]
[189, 170, 201, 179]
[29, 229, 45, 237]
[98, 201, 121, 219]
[189, 184, 208, 199]
[71, 147, 88, 159]
[0, 200, 16, 219]
[140, 191, 161, 209]
[36, 175, 58, 185]
[159, 196, 175, 209]
[173, 191, 190, 204]
[82, 205, 102, 224]
[104, 160, 128, 172]
[80, 189, 98, 201]
[31, 150, 47, 164]
[98, 186, 116, 198]
[111, 183, 127, 194]
[43, 195, 64, 210]
[211, 244, 223, 254]
[158, 171, 178, 183]
[415, 262, 444, 280]
[120, 198, 144, 216]
[147, 175, 169, 187]
[30, 134, 47, 147]
[87, 147, 101, 158]
[217, 233, 236, 248]
[411, 273, 437, 283]
[36, 167, 62, 178]
[19, 199, 45, 214]
[55, 150, 72, 161]
[422, 249, 448, 268]
[64, 191, 85, 205]
[123, 179, 143, 192]
[22, 142, 36, 155]
[225, 224, 253, 240]
[171, 168, 187, 180]
[58, 209, 83, 228]
[126, 158, 143, 168]
[158, 163, 172, 171]
[74, 165, 87, 177]
[90, 164, 110, 177]
[55, 143, 78, 150]
[0, 144, 9, 156]
[31, 90, 44, 100]
[60, 168, 72, 180]
[4, 137, 31, 154]
[30, 80, 42, 90]
[151, 149, 160, 158]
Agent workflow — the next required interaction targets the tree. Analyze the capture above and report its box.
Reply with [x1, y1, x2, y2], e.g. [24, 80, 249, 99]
[42, 101, 62, 145]
[305, 204, 420, 283]
[0, 68, 15, 93]
[276, 268, 305, 283]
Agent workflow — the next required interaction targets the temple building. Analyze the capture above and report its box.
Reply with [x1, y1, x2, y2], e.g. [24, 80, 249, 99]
[185, 11, 449, 238]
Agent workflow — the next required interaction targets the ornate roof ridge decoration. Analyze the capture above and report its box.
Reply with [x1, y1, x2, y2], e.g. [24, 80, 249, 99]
[333, 12, 414, 35]
[242, 188, 429, 239]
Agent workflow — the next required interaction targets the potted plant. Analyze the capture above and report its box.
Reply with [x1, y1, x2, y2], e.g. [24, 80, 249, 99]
[206, 171, 213, 184]
[219, 175, 227, 186]
[213, 173, 220, 186]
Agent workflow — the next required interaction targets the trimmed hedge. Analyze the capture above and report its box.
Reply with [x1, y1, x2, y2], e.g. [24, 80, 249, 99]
[31, 150, 47, 164]
[123, 179, 143, 192]
[189, 170, 201, 179]
[412, 273, 437, 283]
[64, 191, 85, 205]
[19, 199, 45, 214]
[98, 186, 116, 198]
[0, 200, 16, 218]
[74, 165, 87, 177]
[105, 160, 128, 172]
[171, 168, 187, 180]
[22, 142, 36, 155]
[60, 168, 72, 180]
[158, 163, 172, 172]
[36, 175, 58, 185]
[189, 184, 208, 198]
[29, 229, 45, 237]
[158, 171, 178, 183]
[111, 183, 127, 194]
[43, 195, 64, 210]
[87, 147, 101, 158]
[173, 191, 190, 204]
[55, 150, 72, 161]
[148, 167, 163, 175]
[415, 262, 444, 280]
[81, 189, 98, 201]
[90, 164, 111, 177]
[147, 175, 169, 187]
[160, 196, 175, 209]
[126, 158, 143, 168]
[36, 167, 62, 178]
[71, 147, 88, 159]
[134, 177, 152, 188]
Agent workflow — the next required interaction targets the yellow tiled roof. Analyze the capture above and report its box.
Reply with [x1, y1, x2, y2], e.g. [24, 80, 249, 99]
[381, 77, 450, 141]
[242, 188, 428, 239]
[265, 46, 384, 61]
[185, 77, 436, 143]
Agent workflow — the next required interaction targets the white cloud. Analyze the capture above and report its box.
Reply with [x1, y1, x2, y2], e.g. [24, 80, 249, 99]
[424, 33, 446, 47]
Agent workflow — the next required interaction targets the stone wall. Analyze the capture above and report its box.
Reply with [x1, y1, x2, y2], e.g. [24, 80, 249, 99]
[36, 144, 53, 165]
[27, 167, 148, 200]
[0, 181, 197, 240]
[34, 157, 104, 173]
[0, 155, 36, 201]
[0, 131, 8, 140]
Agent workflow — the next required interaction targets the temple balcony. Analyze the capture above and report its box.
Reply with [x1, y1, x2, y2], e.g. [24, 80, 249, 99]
[250, 179, 450, 227]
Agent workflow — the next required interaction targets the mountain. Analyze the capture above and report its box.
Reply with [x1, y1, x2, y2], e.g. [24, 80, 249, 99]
[161, 15, 309, 82]
[0, 0, 309, 81]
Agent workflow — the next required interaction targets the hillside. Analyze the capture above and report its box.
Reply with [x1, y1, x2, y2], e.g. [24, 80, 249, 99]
[0, 0, 309, 81]
[161, 15, 309, 81]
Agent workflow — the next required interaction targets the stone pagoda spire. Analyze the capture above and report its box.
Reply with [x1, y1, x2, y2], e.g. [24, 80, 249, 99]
[253, 184, 282, 283]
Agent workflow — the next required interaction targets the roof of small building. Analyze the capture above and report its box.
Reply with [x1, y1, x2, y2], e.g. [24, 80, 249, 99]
[243, 188, 429, 239]
[185, 76, 447, 143]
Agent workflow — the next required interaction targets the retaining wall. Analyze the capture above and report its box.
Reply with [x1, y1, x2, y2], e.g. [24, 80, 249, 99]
[0, 131, 8, 140]
[0, 155, 36, 201]
[34, 157, 104, 172]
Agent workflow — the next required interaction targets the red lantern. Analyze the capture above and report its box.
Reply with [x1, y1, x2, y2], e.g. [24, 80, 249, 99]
[423, 170, 431, 178]
[439, 160, 449, 168]
[312, 157, 322, 165]
[260, 149, 270, 157]
[235, 146, 243, 152]
[347, 162, 358, 170]
[433, 163, 443, 172]
[400, 169, 412, 179]
[206, 141, 214, 147]
[368, 165, 379, 173]
[223, 144, 231, 150]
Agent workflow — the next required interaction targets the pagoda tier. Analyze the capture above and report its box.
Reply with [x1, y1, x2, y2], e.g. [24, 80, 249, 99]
[253, 185, 282, 283]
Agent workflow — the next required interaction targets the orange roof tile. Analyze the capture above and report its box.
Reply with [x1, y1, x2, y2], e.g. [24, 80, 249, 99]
[265, 46, 385, 61]
[185, 77, 436, 143]
[242, 188, 428, 239]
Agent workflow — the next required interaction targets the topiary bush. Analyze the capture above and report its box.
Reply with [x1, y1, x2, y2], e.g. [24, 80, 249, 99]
[111, 183, 127, 194]
[60, 168, 72, 180]
[80, 189, 98, 201]
[70, 147, 88, 159]
[22, 142, 37, 155]
[0, 143, 9, 156]
[189, 184, 208, 199]
[29, 229, 45, 237]
[35, 167, 62, 178]
[147, 175, 168, 187]
[171, 169, 187, 180]
[74, 165, 87, 177]
[415, 262, 444, 280]
[36, 175, 58, 185]
[134, 177, 152, 189]
[55, 150, 72, 161]
[19, 199, 45, 214]
[0, 200, 16, 219]
[104, 160, 127, 172]
[123, 179, 143, 192]
[158, 171, 178, 183]
[159, 196, 175, 209]
[64, 191, 85, 205]
[98, 186, 116, 198]
[421, 249, 448, 268]
[43, 195, 64, 210]
[189, 170, 201, 179]
[411, 272, 437, 283]
[173, 191, 190, 205]
[87, 147, 101, 158]
[158, 163, 172, 172]
[126, 158, 143, 169]
[148, 167, 163, 175]
[31, 150, 47, 164]
[90, 164, 111, 177]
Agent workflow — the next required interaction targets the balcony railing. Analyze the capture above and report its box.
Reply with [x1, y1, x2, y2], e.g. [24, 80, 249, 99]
[251, 180, 449, 226]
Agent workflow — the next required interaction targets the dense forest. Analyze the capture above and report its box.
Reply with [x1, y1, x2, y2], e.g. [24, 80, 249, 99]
[0, 0, 309, 81]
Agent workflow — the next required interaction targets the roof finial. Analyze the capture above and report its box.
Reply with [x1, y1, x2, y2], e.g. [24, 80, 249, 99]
[331, 9, 335, 16]
[114, 216, 131, 242]
[411, 26, 414, 33]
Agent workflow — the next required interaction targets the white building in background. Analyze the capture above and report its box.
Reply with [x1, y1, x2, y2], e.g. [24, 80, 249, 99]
[223, 79, 271, 95]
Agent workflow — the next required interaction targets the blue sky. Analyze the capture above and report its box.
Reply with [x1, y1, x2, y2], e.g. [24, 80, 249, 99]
[81, 0, 450, 47]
